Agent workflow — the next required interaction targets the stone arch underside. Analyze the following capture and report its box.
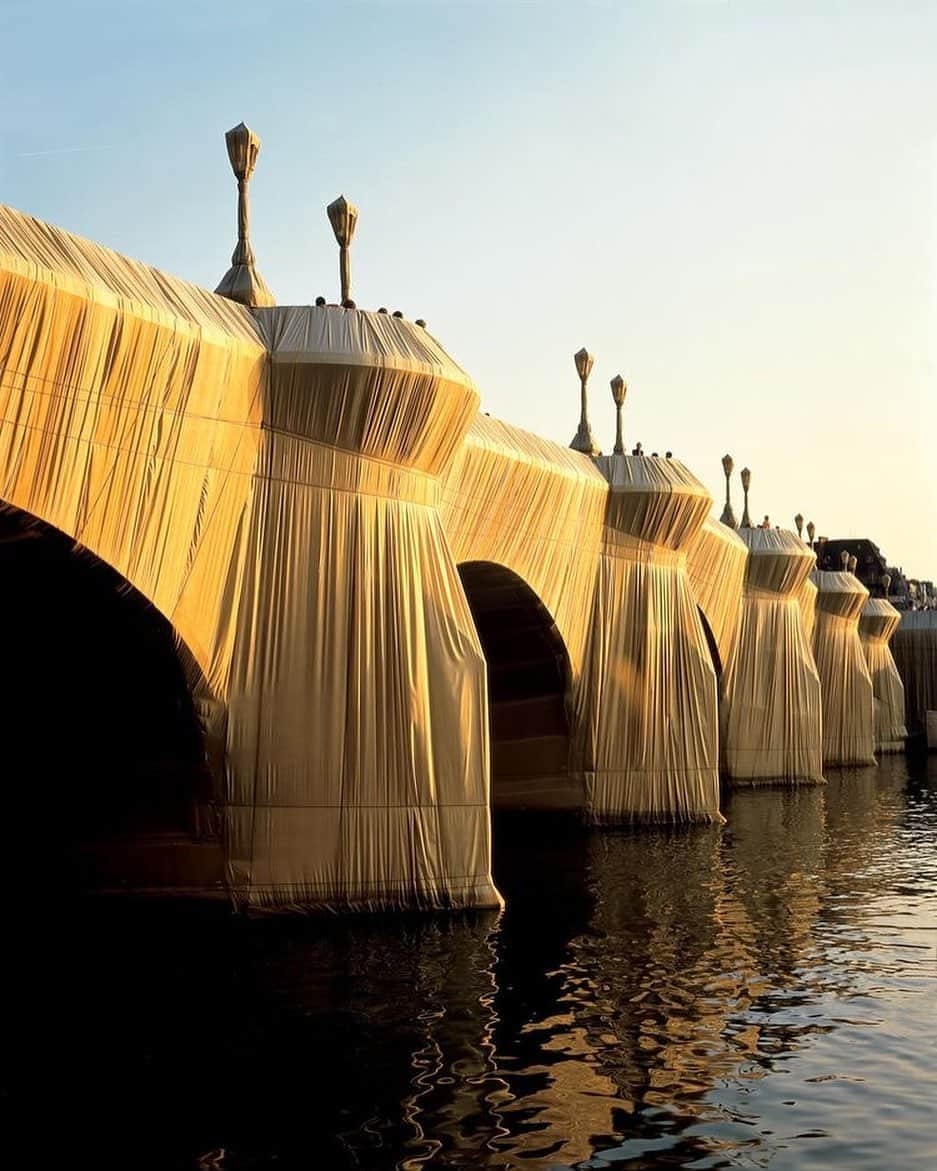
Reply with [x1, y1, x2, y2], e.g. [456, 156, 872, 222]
[0, 500, 223, 891]
[458, 560, 578, 810]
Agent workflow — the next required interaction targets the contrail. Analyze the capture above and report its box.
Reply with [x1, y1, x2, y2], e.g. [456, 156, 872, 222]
[16, 143, 118, 159]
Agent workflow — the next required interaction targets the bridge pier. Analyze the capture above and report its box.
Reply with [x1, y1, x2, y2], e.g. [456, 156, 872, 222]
[811, 570, 876, 767]
[573, 455, 722, 824]
[719, 528, 824, 785]
[859, 598, 907, 753]
[221, 305, 502, 911]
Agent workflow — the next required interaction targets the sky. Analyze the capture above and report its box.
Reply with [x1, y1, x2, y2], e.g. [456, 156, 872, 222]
[1, 0, 935, 576]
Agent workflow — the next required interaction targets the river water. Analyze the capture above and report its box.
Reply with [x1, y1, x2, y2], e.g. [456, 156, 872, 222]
[8, 755, 936, 1169]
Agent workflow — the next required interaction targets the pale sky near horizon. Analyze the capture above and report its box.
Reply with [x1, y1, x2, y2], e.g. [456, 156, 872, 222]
[2, 0, 935, 576]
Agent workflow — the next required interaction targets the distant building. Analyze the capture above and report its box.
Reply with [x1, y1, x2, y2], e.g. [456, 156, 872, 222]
[816, 538, 888, 592]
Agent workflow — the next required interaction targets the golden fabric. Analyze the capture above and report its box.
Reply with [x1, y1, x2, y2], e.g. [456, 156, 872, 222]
[572, 454, 721, 824]
[811, 571, 875, 766]
[685, 517, 748, 671]
[794, 575, 818, 645]
[858, 599, 906, 752]
[0, 205, 501, 912]
[440, 414, 608, 679]
[720, 528, 823, 784]
[443, 433, 721, 823]
[891, 610, 937, 742]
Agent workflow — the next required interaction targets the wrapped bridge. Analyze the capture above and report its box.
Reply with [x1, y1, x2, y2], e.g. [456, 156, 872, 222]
[0, 202, 900, 911]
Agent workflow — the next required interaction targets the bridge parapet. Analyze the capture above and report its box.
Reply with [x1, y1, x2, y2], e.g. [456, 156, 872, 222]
[250, 304, 479, 474]
[597, 453, 712, 550]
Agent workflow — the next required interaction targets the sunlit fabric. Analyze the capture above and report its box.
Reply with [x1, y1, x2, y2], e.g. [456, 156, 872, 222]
[794, 574, 819, 645]
[440, 414, 608, 680]
[858, 599, 906, 753]
[442, 428, 722, 823]
[0, 204, 500, 912]
[891, 610, 937, 744]
[685, 517, 748, 670]
[224, 305, 499, 910]
[718, 528, 823, 784]
[572, 454, 721, 824]
[811, 570, 875, 766]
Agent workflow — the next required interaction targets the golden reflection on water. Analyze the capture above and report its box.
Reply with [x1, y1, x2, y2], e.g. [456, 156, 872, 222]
[22, 757, 934, 1171]
[390, 757, 935, 1169]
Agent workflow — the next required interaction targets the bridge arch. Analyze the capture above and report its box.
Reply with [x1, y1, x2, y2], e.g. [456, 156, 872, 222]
[457, 561, 577, 810]
[0, 501, 221, 889]
[697, 606, 723, 678]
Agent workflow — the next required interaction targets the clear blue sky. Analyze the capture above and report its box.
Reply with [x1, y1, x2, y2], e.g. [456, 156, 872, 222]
[2, 0, 935, 577]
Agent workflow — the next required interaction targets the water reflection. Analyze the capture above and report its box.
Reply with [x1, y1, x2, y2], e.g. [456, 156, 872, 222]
[7, 758, 935, 1170]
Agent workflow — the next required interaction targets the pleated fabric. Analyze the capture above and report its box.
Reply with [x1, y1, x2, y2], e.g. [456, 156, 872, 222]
[439, 413, 608, 679]
[811, 571, 876, 766]
[858, 599, 906, 753]
[223, 306, 500, 910]
[720, 528, 823, 785]
[572, 454, 721, 824]
[0, 204, 266, 755]
[891, 610, 937, 742]
[685, 517, 748, 670]
[794, 574, 819, 645]
[0, 206, 502, 912]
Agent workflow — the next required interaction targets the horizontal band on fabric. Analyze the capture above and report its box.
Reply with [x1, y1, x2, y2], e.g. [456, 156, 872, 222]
[722, 773, 826, 786]
[743, 585, 807, 601]
[224, 801, 493, 809]
[599, 527, 686, 563]
[0, 403, 443, 507]
[262, 429, 441, 505]
[227, 872, 496, 891]
[815, 606, 865, 624]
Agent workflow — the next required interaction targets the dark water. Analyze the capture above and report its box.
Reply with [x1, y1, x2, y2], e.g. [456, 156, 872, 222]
[7, 757, 936, 1170]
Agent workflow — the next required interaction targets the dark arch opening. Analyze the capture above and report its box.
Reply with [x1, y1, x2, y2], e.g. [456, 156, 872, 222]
[697, 605, 723, 677]
[0, 502, 221, 892]
[458, 562, 576, 810]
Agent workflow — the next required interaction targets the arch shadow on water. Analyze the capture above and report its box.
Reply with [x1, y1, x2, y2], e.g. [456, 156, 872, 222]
[0, 500, 222, 894]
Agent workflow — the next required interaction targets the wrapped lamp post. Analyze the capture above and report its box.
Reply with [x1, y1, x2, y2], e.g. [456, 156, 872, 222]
[569, 348, 600, 456]
[794, 513, 804, 539]
[215, 122, 275, 307]
[610, 374, 627, 455]
[720, 454, 737, 528]
[740, 466, 753, 528]
[327, 195, 359, 307]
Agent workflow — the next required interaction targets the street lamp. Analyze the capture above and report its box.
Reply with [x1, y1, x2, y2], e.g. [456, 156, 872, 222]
[740, 466, 752, 528]
[327, 195, 359, 307]
[215, 122, 275, 307]
[720, 455, 737, 528]
[610, 374, 627, 455]
[569, 348, 600, 456]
